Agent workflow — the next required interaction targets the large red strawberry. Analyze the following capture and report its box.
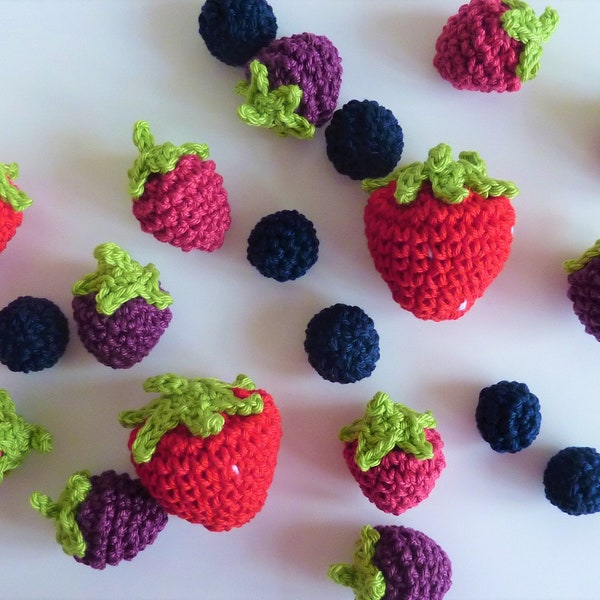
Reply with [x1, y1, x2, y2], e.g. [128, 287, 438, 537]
[128, 120, 231, 252]
[119, 373, 282, 532]
[362, 143, 519, 321]
[0, 162, 33, 254]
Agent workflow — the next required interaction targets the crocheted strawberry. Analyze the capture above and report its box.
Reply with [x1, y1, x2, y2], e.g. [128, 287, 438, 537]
[339, 392, 445, 515]
[433, 0, 559, 93]
[0, 162, 33, 254]
[119, 373, 282, 532]
[31, 470, 168, 569]
[236, 32, 342, 138]
[128, 120, 231, 252]
[362, 143, 519, 321]
[72, 242, 173, 369]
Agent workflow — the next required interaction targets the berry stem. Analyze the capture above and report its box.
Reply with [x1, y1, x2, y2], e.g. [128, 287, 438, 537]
[0, 162, 33, 212]
[564, 239, 600, 274]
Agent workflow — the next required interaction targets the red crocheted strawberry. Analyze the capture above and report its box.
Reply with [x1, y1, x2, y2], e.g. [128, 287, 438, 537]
[433, 0, 559, 93]
[0, 162, 33, 254]
[128, 120, 231, 252]
[119, 374, 282, 532]
[362, 143, 519, 321]
[339, 392, 446, 515]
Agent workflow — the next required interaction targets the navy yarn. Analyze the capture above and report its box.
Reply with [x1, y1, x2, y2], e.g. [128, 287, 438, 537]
[198, 0, 277, 66]
[247, 210, 319, 282]
[0, 296, 69, 373]
[304, 303, 379, 384]
[475, 381, 541, 453]
[543, 447, 600, 516]
[324, 99, 404, 180]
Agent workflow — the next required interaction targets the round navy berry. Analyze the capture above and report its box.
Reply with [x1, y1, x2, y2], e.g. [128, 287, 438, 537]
[247, 210, 319, 282]
[304, 304, 380, 384]
[325, 99, 404, 180]
[198, 0, 277, 66]
[475, 381, 541, 453]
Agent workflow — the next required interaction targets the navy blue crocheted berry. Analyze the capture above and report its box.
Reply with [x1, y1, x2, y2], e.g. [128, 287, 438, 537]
[324, 99, 404, 180]
[543, 447, 600, 516]
[0, 296, 69, 373]
[475, 381, 541, 453]
[198, 0, 277, 66]
[304, 304, 379, 384]
[247, 210, 319, 282]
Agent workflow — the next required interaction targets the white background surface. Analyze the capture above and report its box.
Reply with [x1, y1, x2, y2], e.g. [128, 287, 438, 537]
[1, 1, 599, 598]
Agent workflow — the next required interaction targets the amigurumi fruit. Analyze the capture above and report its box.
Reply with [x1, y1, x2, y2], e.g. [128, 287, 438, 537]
[0, 162, 33, 254]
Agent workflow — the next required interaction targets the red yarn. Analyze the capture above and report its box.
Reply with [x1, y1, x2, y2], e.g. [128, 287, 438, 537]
[0, 195, 24, 253]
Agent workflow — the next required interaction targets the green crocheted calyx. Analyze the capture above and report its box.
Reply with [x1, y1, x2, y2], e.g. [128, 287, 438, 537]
[30, 470, 92, 559]
[119, 374, 264, 464]
[501, 0, 559, 83]
[362, 143, 519, 205]
[71, 242, 173, 316]
[328, 525, 386, 600]
[235, 60, 316, 139]
[0, 162, 33, 212]
[563, 239, 600, 274]
[339, 392, 437, 471]
[128, 120, 210, 199]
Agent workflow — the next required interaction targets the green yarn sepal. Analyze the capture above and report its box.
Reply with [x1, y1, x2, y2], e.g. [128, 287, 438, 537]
[0, 162, 33, 212]
[564, 239, 600, 274]
[339, 392, 437, 471]
[328, 525, 386, 600]
[72, 242, 173, 316]
[30, 470, 92, 559]
[362, 143, 519, 205]
[501, 0, 559, 83]
[119, 374, 264, 464]
[128, 120, 210, 199]
[235, 60, 316, 139]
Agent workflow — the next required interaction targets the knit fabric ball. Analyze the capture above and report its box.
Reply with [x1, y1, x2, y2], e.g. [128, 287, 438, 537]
[198, 0, 277, 66]
[247, 209, 319, 281]
[476, 380, 541, 453]
[0, 296, 69, 373]
[304, 304, 379, 383]
[543, 447, 600, 516]
[325, 99, 404, 180]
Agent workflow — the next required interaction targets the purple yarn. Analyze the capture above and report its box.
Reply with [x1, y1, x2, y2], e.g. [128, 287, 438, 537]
[567, 257, 600, 341]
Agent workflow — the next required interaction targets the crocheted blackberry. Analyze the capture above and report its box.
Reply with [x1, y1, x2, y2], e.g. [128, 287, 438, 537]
[325, 100, 404, 180]
[0, 296, 69, 373]
[247, 209, 319, 281]
[476, 380, 541, 453]
[543, 447, 600, 516]
[304, 304, 379, 384]
[0, 162, 33, 254]
[329, 524, 452, 600]
[31, 470, 168, 569]
[236, 32, 343, 138]
[433, 0, 559, 93]
[71, 242, 173, 369]
[198, 0, 277, 66]
[339, 392, 446, 515]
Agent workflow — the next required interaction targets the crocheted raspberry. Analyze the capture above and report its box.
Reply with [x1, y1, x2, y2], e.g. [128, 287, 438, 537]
[362, 143, 518, 321]
[236, 32, 343, 138]
[128, 120, 231, 252]
[198, 0, 277, 66]
[0, 162, 32, 254]
[31, 470, 168, 569]
[71, 242, 173, 369]
[329, 524, 452, 600]
[0, 296, 69, 373]
[433, 0, 559, 93]
[119, 374, 282, 532]
[325, 99, 404, 180]
[339, 392, 446, 515]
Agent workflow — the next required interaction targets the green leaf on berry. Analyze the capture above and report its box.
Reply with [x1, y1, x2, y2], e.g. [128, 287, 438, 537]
[564, 239, 600, 274]
[0, 162, 33, 212]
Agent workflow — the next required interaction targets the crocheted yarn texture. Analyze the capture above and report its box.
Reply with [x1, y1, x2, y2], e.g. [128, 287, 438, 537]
[0, 162, 33, 254]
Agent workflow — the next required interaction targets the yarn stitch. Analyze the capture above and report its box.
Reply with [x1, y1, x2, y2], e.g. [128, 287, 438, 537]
[0, 162, 32, 254]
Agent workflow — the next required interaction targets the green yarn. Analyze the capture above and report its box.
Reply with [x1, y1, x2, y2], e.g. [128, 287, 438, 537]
[339, 392, 437, 471]
[328, 525, 386, 600]
[362, 143, 519, 205]
[235, 60, 316, 139]
[564, 239, 600, 274]
[72, 242, 173, 316]
[30, 470, 92, 559]
[0, 162, 33, 212]
[119, 374, 264, 464]
[128, 120, 210, 198]
[501, 0, 559, 83]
